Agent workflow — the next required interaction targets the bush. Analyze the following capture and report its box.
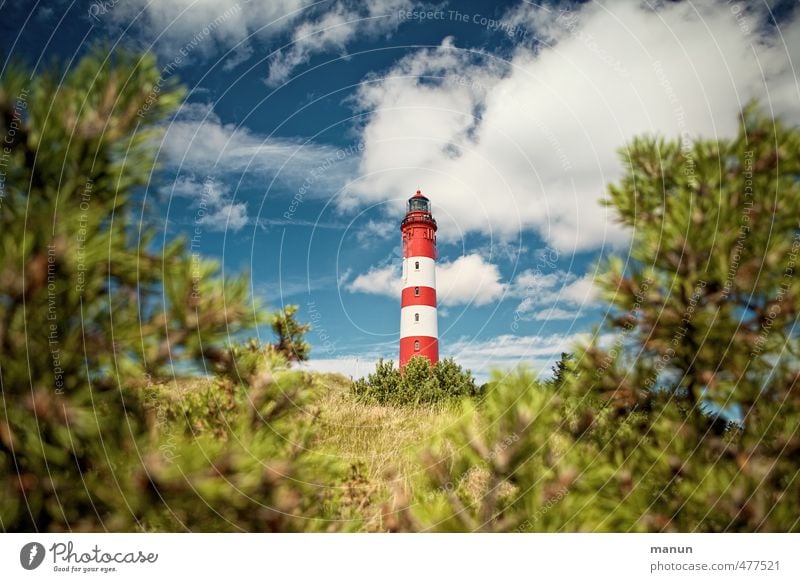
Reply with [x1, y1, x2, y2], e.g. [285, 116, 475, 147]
[271, 304, 311, 362]
[0, 47, 343, 532]
[130, 340, 348, 532]
[352, 357, 477, 406]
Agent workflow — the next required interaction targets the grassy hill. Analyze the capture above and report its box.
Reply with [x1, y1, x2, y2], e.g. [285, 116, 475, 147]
[309, 372, 461, 531]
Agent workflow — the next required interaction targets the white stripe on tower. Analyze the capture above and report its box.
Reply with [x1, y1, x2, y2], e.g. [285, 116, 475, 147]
[400, 299, 438, 338]
[402, 256, 436, 288]
[399, 190, 439, 367]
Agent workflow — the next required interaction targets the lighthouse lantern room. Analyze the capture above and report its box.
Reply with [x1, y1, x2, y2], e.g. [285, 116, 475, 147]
[399, 190, 439, 367]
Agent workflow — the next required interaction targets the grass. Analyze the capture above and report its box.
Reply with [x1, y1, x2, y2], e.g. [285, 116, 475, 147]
[167, 371, 470, 531]
[308, 372, 464, 530]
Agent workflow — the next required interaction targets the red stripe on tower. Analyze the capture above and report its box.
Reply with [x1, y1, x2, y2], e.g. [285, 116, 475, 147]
[399, 190, 439, 367]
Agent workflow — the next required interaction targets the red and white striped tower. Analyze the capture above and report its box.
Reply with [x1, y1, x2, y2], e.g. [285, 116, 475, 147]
[400, 190, 439, 367]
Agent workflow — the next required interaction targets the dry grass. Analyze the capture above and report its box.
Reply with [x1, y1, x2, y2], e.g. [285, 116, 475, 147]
[168, 372, 466, 530]
[308, 373, 463, 530]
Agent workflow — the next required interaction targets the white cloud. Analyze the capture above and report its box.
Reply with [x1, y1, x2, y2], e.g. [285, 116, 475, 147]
[347, 263, 399, 296]
[198, 201, 249, 232]
[36, 6, 54, 20]
[343, 2, 800, 253]
[104, 0, 310, 59]
[510, 269, 599, 317]
[166, 175, 248, 232]
[159, 102, 359, 197]
[561, 274, 598, 306]
[265, 7, 350, 85]
[355, 219, 396, 243]
[299, 357, 376, 379]
[266, 0, 411, 86]
[222, 43, 255, 71]
[436, 254, 506, 306]
[345, 253, 507, 306]
[106, 0, 411, 84]
[531, 307, 576, 321]
[446, 332, 611, 381]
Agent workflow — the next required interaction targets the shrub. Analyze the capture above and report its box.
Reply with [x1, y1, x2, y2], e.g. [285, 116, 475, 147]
[0, 48, 344, 532]
[548, 352, 574, 389]
[271, 304, 311, 362]
[352, 357, 477, 406]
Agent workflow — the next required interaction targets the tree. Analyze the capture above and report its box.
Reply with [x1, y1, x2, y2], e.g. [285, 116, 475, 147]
[0, 48, 343, 532]
[432, 357, 479, 399]
[270, 304, 311, 362]
[548, 352, 573, 389]
[399, 104, 800, 532]
[584, 103, 800, 416]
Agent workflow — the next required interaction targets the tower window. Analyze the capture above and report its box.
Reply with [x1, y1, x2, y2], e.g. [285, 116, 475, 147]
[414, 313, 419, 322]
[415, 261, 419, 270]
[414, 286, 420, 296]
[408, 197, 429, 213]
[414, 340, 420, 351]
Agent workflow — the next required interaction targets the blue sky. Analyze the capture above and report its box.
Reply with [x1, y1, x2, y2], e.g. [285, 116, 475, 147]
[3, 0, 799, 380]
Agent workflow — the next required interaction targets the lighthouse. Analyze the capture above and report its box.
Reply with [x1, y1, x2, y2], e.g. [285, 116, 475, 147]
[400, 190, 439, 367]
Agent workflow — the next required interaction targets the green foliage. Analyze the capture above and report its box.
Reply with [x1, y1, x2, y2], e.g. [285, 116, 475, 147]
[131, 341, 347, 532]
[396, 104, 800, 532]
[270, 304, 311, 362]
[595, 101, 800, 413]
[351, 358, 402, 403]
[3, 51, 796, 534]
[352, 357, 477, 406]
[403, 365, 799, 532]
[548, 352, 574, 389]
[0, 49, 345, 532]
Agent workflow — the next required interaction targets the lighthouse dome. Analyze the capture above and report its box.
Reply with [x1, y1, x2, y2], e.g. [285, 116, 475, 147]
[408, 190, 430, 213]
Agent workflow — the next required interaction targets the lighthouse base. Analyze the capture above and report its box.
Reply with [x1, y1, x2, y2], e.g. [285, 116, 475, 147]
[399, 336, 439, 367]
